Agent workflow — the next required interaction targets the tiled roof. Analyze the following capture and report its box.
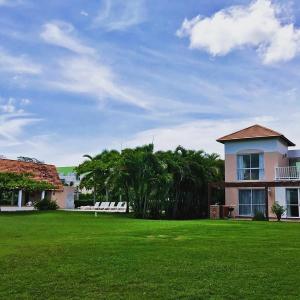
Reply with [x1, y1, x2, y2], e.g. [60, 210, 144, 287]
[217, 124, 295, 146]
[0, 159, 63, 190]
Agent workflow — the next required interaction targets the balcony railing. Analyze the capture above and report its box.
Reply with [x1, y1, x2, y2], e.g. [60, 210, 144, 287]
[275, 166, 300, 180]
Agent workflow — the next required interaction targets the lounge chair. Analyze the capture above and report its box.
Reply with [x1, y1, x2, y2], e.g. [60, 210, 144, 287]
[98, 202, 110, 211]
[93, 202, 101, 210]
[106, 202, 116, 212]
[109, 202, 121, 211]
[80, 202, 100, 210]
[116, 202, 127, 212]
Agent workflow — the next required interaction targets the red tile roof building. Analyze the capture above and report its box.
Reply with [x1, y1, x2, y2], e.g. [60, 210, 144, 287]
[0, 159, 63, 190]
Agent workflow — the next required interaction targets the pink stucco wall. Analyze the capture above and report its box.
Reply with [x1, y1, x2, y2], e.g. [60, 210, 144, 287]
[225, 152, 288, 218]
[50, 186, 75, 209]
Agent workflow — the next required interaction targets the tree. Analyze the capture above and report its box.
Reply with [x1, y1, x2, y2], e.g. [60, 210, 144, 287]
[76, 151, 122, 204]
[81, 154, 97, 206]
[17, 157, 44, 164]
[271, 202, 286, 221]
[76, 145, 224, 219]
[0, 172, 54, 192]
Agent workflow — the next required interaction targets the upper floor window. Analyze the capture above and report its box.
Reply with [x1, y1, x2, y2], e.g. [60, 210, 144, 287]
[237, 153, 264, 180]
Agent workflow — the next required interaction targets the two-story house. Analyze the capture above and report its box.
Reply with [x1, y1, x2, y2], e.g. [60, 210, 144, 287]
[216, 124, 300, 219]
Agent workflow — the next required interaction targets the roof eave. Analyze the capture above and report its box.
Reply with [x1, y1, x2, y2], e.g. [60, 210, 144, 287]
[217, 136, 295, 147]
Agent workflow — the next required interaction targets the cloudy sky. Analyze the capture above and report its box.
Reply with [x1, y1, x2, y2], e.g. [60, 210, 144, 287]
[1, 0, 300, 165]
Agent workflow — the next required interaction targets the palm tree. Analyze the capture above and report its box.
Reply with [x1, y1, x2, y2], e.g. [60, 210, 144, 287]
[82, 154, 97, 206]
[76, 144, 224, 219]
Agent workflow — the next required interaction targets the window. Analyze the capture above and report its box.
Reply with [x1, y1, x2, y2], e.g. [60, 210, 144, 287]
[237, 153, 264, 180]
[239, 189, 265, 216]
[286, 189, 299, 218]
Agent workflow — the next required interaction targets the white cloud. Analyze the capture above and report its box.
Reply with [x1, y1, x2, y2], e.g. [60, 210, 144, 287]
[0, 48, 42, 74]
[39, 20, 154, 108]
[124, 119, 239, 155]
[93, 0, 146, 31]
[20, 98, 31, 105]
[0, 98, 40, 144]
[80, 10, 88, 17]
[0, 97, 18, 113]
[177, 0, 300, 64]
[124, 115, 300, 157]
[41, 21, 95, 55]
[47, 56, 149, 109]
[0, 116, 38, 142]
[0, 0, 22, 6]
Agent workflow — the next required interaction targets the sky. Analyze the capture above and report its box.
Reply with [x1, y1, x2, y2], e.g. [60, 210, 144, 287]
[1, 0, 300, 166]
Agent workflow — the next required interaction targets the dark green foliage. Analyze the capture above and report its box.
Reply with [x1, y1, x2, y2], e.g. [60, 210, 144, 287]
[74, 199, 94, 208]
[76, 144, 224, 219]
[34, 198, 58, 210]
[0, 172, 54, 192]
[75, 193, 95, 208]
[271, 202, 286, 221]
[252, 210, 266, 221]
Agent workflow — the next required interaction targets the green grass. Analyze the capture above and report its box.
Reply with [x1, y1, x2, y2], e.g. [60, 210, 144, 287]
[1, 212, 300, 299]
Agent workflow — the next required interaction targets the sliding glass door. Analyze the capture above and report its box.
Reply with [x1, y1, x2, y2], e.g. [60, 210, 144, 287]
[239, 189, 265, 217]
[286, 189, 300, 218]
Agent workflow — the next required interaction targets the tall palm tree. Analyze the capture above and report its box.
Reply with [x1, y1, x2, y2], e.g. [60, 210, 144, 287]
[82, 154, 97, 206]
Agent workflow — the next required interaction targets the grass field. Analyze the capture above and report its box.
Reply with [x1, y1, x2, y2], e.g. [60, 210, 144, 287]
[1, 212, 300, 299]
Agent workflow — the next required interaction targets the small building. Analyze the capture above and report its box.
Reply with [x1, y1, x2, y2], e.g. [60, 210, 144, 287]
[57, 166, 89, 196]
[0, 159, 74, 211]
[57, 166, 81, 186]
[214, 124, 300, 219]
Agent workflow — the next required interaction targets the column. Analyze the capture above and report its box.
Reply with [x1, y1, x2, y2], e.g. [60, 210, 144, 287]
[41, 190, 45, 200]
[265, 186, 269, 221]
[18, 190, 22, 208]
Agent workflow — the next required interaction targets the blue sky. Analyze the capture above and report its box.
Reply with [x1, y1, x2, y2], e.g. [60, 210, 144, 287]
[1, 0, 300, 165]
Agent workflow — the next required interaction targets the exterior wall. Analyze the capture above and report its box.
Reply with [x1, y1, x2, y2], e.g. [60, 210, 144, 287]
[225, 139, 288, 155]
[224, 138, 289, 218]
[50, 186, 75, 209]
[224, 154, 237, 182]
[225, 188, 238, 217]
[264, 152, 289, 180]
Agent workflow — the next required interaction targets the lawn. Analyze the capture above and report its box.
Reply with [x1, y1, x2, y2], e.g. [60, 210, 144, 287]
[1, 212, 300, 299]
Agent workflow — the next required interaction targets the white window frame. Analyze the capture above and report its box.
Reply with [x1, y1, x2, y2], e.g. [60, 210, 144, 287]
[286, 188, 300, 218]
[237, 153, 264, 181]
[238, 188, 265, 217]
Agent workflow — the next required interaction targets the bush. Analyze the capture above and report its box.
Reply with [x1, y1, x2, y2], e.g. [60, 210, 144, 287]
[252, 210, 266, 221]
[34, 198, 58, 211]
[74, 199, 94, 208]
[271, 202, 285, 221]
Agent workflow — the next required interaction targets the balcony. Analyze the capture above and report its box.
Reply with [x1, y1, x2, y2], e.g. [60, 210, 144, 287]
[275, 166, 300, 180]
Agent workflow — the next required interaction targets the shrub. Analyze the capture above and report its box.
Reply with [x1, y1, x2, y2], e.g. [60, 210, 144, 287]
[34, 198, 58, 211]
[74, 199, 94, 208]
[271, 202, 285, 221]
[252, 210, 266, 221]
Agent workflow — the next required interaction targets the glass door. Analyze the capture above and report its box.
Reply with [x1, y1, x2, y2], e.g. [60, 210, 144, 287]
[286, 189, 299, 218]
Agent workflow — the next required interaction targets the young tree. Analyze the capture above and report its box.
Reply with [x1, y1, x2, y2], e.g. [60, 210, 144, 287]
[271, 202, 286, 221]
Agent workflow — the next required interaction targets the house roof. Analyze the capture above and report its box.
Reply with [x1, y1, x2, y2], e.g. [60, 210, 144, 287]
[0, 159, 63, 190]
[217, 124, 295, 146]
